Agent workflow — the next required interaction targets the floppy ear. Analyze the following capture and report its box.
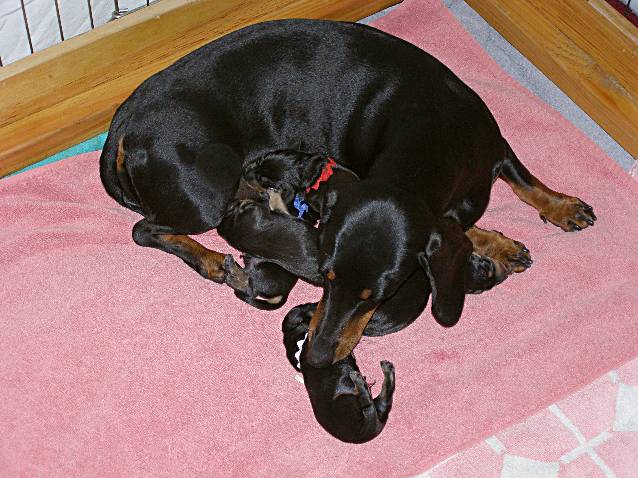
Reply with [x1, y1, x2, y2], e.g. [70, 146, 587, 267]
[319, 189, 339, 224]
[417, 219, 473, 327]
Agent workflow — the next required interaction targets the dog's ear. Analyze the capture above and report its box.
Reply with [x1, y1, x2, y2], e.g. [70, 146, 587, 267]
[417, 218, 472, 327]
[319, 189, 339, 224]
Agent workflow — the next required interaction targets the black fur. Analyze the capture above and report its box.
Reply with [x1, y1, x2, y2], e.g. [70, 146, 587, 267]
[100, 19, 596, 367]
[282, 303, 394, 444]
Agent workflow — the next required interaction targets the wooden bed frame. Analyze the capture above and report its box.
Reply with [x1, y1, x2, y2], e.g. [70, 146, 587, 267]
[0, 0, 636, 177]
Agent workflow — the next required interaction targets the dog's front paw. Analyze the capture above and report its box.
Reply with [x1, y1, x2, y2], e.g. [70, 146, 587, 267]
[380, 360, 395, 375]
[223, 254, 250, 292]
[539, 196, 596, 232]
[489, 232, 532, 274]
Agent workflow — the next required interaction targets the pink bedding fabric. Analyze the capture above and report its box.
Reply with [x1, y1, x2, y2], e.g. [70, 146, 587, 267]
[2, 1, 637, 476]
[424, 357, 638, 477]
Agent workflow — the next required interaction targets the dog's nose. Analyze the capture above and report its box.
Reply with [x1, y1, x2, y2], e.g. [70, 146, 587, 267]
[304, 344, 334, 368]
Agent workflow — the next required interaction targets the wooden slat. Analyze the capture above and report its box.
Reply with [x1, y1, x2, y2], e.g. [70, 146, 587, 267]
[0, 0, 399, 177]
[465, 0, 638, 161]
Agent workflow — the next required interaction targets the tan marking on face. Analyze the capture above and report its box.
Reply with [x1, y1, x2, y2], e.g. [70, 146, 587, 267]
[246, 180, 267, 193]
[333, 305, 379, 363]
[307, 296, 325, 340]
[326, 270, 336, 281]
[116, 136, 126, 173]
[359, 288, 372, 300]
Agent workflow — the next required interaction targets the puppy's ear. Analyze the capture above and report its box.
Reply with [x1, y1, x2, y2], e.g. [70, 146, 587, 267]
[319, 189, 339, 224]
[417, 219, 472, 327]
[301, 154, 330, 189]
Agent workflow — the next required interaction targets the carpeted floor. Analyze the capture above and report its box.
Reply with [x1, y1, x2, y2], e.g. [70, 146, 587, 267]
[2, 1, 637, 476]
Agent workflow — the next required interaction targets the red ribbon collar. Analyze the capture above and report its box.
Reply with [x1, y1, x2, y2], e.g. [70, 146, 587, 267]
[306, 157, 337, 193]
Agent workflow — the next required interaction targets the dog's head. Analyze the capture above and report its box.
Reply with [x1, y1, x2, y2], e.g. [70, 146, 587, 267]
[305, 181, 478, 367]
[243, 149, 327, 201]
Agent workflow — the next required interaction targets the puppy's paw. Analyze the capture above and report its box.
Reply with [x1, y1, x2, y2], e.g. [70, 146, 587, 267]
[380, 360, 394, 375]
[489, 235, 532, 274]
[380, 361, 395, 386]
[539, 196, 596, 232]
[349, 371, 367, 392]
[282, 303, 315, 334]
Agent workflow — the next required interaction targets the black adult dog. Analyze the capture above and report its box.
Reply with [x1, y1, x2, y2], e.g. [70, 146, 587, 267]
[100, 19, 596, 367]
[282, 302, 395, 444]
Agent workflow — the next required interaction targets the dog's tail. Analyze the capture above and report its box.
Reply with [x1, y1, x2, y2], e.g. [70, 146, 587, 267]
[99, 133, 144, 215]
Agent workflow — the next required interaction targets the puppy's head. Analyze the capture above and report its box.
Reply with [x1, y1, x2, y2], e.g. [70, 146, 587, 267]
[243, 149, 327, 199]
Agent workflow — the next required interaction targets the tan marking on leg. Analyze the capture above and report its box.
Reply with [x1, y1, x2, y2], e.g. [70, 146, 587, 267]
[163, 234, 227, 282]
[503, 176, 595, 231]
[466, 226, 531, 274]
[116, 136, 126, 173]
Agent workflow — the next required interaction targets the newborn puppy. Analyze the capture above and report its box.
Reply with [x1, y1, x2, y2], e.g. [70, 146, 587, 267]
[282, 303, 395, 444]
[228, 253, 298, 310]
[218, 199, 322, 307]
[243, 149, 358, 219]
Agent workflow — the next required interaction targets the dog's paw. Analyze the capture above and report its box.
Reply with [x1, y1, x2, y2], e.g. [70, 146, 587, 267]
[491, 234, 532, 273]
[380, 360, 394, 375]
[223, 254, 250, 291]
[349, 371, 368, 393]
[471, 230, 532, 274]
[380, 361, 395, 384]
[539, 196, 596, 232]
[282, 304, 314, 334]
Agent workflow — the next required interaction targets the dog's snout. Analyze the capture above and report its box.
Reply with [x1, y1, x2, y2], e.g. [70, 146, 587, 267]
[304, 341, 334, 368]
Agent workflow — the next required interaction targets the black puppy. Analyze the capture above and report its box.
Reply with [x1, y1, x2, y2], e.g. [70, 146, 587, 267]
[217, 199, 323, 299]
[243, 148, 358, 220]
[227, 253, 298, 310]
[282, 302, 395, 444]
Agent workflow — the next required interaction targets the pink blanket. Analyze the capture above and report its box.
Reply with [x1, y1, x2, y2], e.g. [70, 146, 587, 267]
[2, 1, 637, 475]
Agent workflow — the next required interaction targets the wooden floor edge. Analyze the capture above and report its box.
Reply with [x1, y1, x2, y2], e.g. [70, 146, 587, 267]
[464, 0, 638, 161]
[0, 0, 400, 177]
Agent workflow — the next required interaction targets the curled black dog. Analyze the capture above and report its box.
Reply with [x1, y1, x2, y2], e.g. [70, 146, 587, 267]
[100, 20, 596, 367]
[282, 302, 395, 444]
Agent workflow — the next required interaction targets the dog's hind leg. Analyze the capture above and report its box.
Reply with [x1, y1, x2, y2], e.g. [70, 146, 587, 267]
[500, 140, 596, 231]
[466, 226, 532, 274]
[132, 220, 247, 288]
[373, 360, 395, 423]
